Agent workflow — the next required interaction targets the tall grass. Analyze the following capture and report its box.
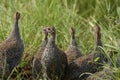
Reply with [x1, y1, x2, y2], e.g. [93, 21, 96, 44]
[0, 0, 120, 79]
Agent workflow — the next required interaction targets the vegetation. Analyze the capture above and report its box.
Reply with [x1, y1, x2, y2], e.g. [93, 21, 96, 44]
[0, 0, 120, 79]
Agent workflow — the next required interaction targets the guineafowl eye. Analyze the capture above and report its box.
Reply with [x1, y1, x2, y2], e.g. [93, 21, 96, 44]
[46, 27, 56, 34]
[47, 27, 51, 31]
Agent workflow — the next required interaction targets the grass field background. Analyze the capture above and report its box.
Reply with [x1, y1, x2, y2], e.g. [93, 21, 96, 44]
[0, 0, 120, 79]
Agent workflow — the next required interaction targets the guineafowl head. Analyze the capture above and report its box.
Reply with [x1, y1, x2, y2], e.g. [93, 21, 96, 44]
[14, 12, 20, 21]
[93, 25, 101, 40]
[46, 26, 56, 35]
[70, 27, 75, 39]
[42, 28, 48, 35]
[93, 25, 100, 33]
[93, 25, 102, 50]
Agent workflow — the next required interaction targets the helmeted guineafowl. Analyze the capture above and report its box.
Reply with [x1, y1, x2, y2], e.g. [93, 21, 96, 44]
[0, 12, 24, 78]
[65, 27, 82, 64]
[32, 28, 48, 79]
[63, 25, 106, 80]
[41, 27, 68, 80]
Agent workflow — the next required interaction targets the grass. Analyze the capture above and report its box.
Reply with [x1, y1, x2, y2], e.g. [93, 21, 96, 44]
[0, 0, 120, 79]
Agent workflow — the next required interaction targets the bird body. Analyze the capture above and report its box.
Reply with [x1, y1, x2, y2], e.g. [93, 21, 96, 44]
[65, 27, 82, 64]
[0, 12, 24, 79]
[63, 26, 105, 80]
[32, 28, 48, 79]
[41, 27, 67, 80]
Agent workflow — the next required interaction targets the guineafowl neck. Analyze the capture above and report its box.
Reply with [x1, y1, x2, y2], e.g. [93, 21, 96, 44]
[7, 20, 21, 40]
[41, 34, 48, 46]
[71, 38, 77, 46]
[94, 32, 102, 50]
[70, 33, 77, 46]
[43, 34, 48, 42]
[46, 34, 56, 47]
[71, 34, 75, 39]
